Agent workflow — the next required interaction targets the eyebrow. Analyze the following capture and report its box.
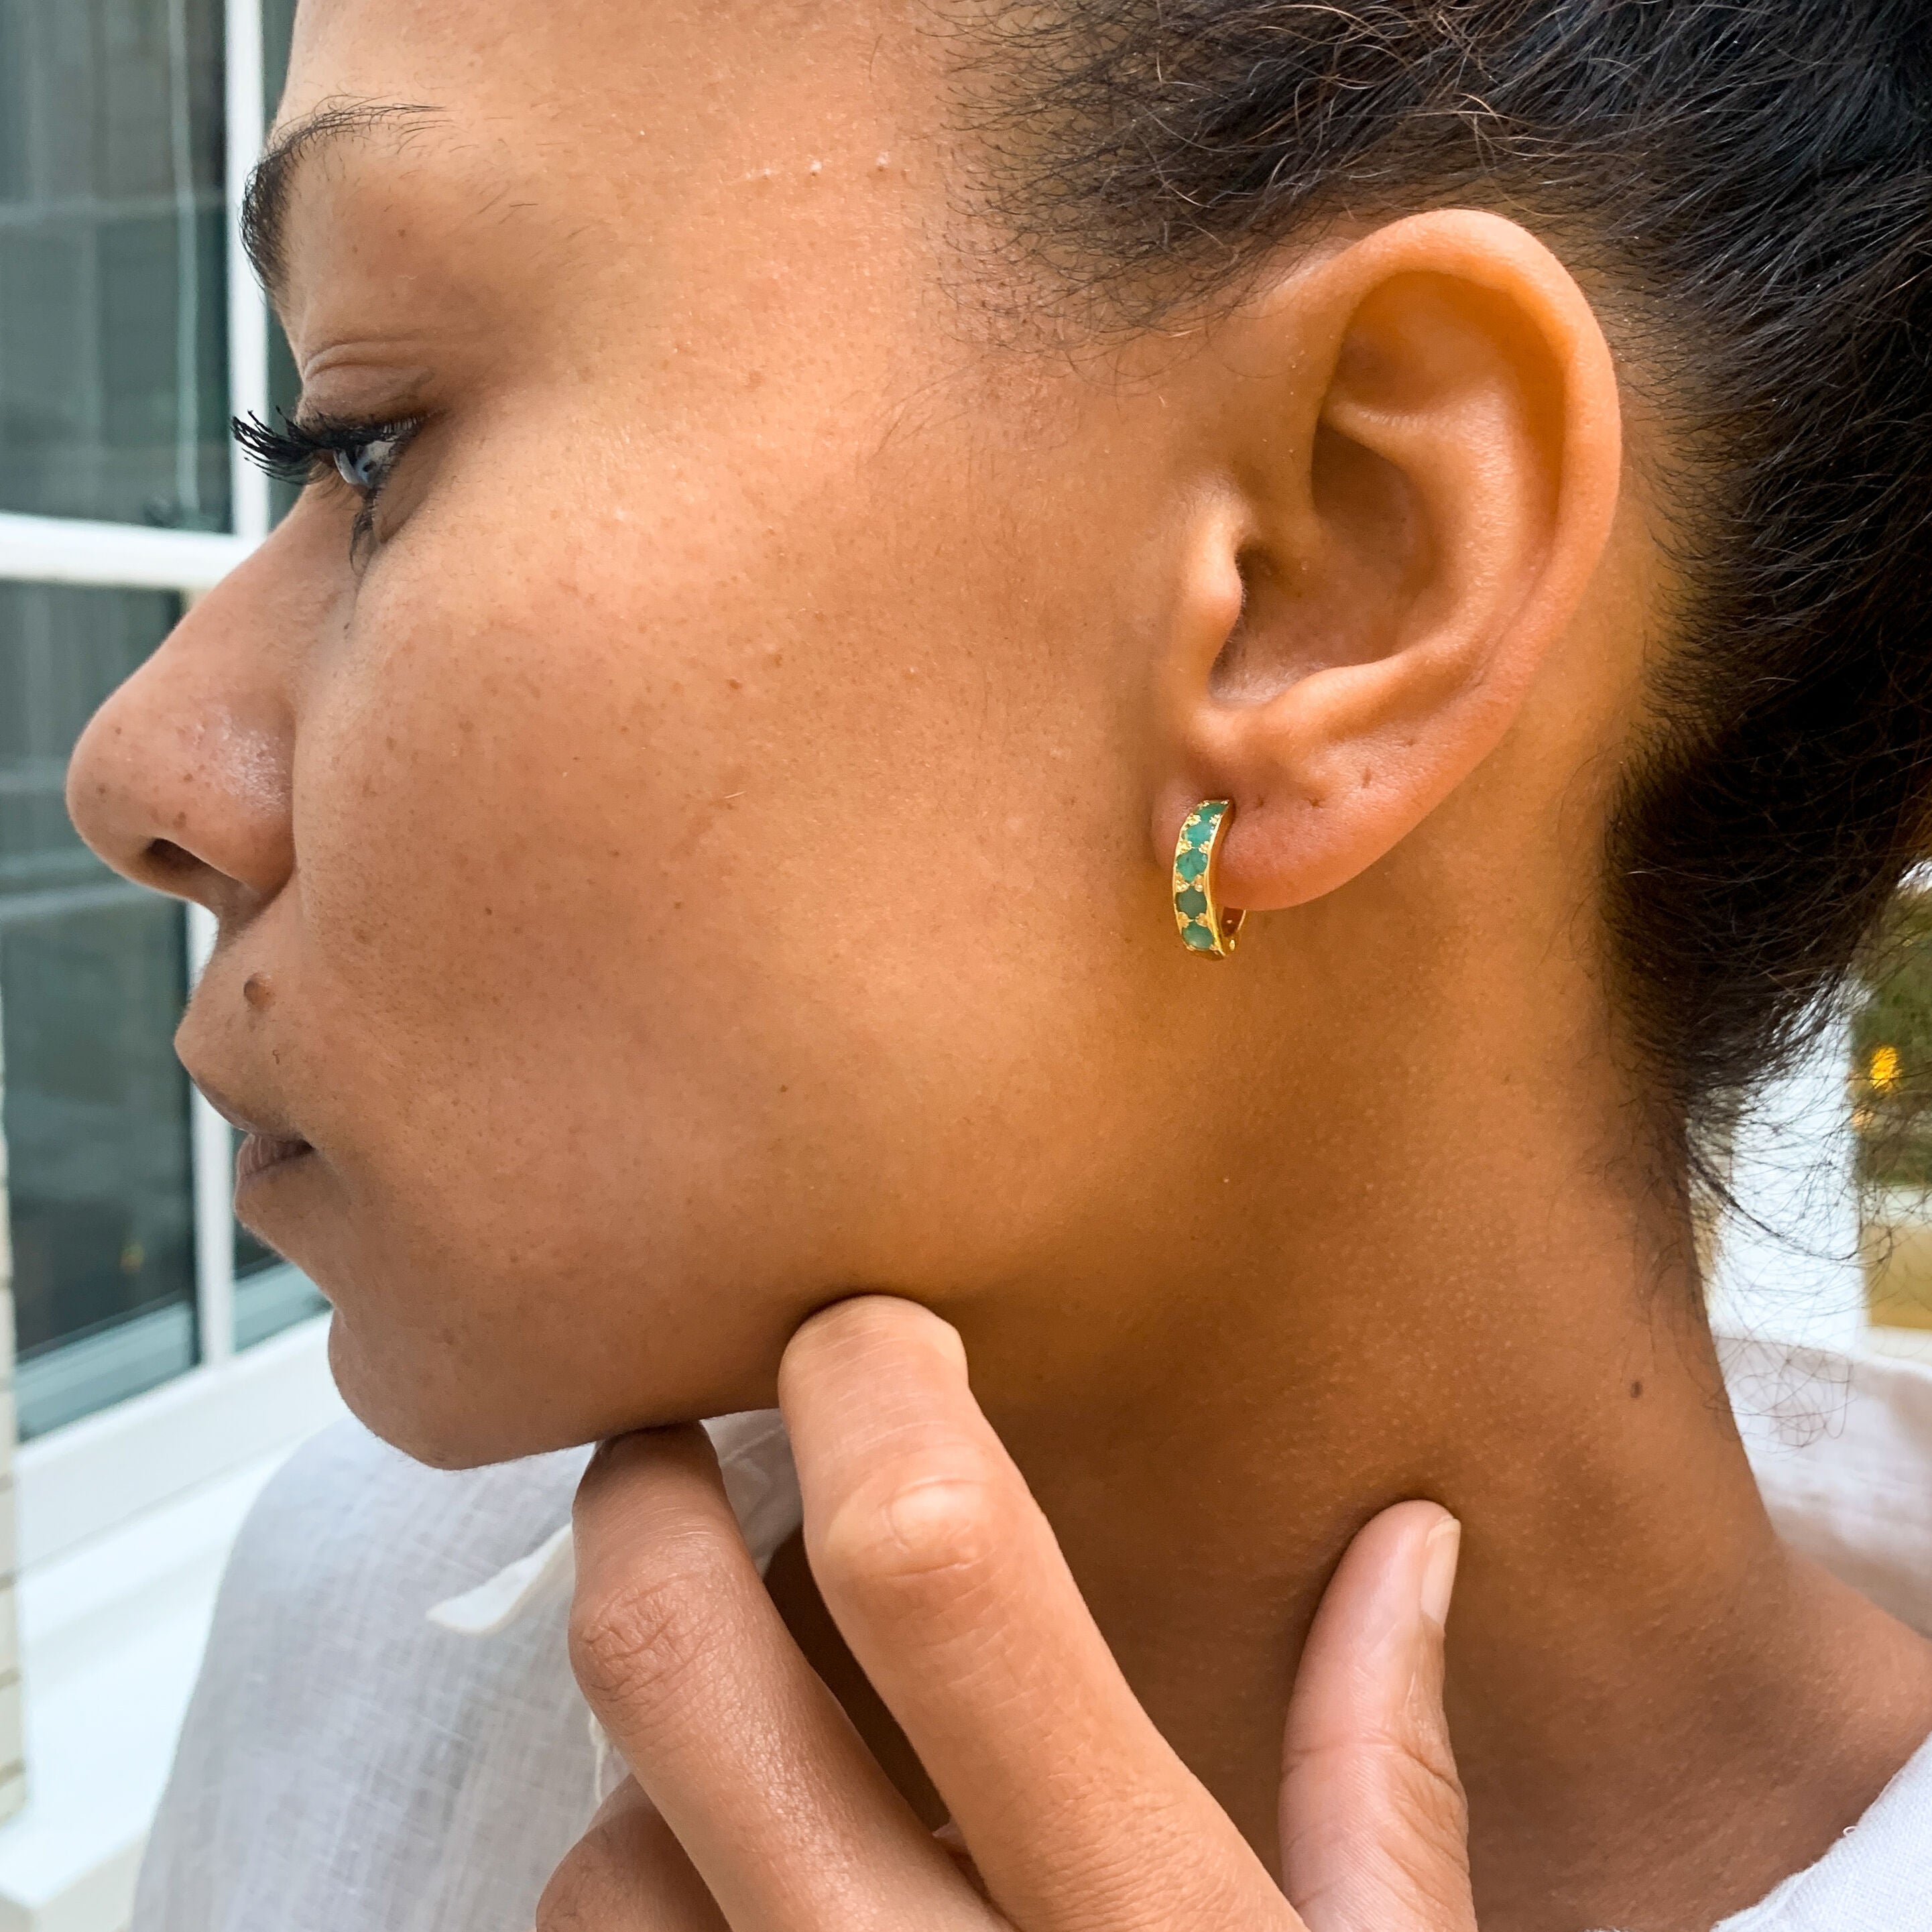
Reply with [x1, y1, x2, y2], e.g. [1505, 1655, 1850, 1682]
[242, 99, 445, 298]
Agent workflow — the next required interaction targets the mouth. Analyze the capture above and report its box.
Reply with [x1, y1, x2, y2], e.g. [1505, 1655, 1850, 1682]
[188, 1072, 316, 1192]
[235, 1130, 316, 1186]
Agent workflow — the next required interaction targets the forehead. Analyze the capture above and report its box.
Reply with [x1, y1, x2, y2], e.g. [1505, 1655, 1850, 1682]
[281, 0, 926, 132]
[267, 0, 951, 325]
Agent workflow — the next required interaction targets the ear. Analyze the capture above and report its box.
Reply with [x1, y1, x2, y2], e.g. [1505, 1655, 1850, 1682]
[1151, 210, 1622, 910]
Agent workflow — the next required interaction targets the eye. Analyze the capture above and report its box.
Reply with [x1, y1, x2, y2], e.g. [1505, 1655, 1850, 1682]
[334, 430, 408, 493]
[231, 410, 426, 554]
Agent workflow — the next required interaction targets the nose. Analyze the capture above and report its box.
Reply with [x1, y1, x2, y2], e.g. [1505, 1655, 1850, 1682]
[66, 534, 302, 923]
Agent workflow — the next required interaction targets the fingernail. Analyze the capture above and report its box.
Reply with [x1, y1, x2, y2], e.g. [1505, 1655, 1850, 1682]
[1418, 1516, 1462, 1630]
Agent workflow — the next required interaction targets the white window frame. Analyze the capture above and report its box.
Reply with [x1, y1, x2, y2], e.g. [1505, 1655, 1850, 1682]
[1, 0, 300, 1502]
[0, 17, 352, 1926]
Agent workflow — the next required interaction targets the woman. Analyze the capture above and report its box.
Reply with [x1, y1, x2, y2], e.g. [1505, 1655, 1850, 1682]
[70, 0, 1932, 1926]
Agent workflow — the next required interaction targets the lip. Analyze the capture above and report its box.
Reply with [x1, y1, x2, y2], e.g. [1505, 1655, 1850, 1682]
[187, 1072, 315, 1188]
[235, 1131, 315, 1186]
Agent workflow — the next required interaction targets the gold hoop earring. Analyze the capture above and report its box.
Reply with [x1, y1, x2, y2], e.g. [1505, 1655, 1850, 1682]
[1172, 800, 1246, 957]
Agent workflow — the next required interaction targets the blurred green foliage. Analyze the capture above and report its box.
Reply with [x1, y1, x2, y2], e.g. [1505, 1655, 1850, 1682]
[1853, 890, 1932, 1191]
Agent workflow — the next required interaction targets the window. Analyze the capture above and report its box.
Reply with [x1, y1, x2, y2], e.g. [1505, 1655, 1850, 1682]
[0, 0, 318, 1445]
[2, 583, 194, 1435]
[0, 0, 229, 529]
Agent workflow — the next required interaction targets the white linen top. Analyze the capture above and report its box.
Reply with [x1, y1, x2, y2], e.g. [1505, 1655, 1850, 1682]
[131, 1337, 1932, 1932]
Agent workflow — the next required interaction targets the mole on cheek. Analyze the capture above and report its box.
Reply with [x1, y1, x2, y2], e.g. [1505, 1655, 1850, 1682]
[243, 973, 275, 1011]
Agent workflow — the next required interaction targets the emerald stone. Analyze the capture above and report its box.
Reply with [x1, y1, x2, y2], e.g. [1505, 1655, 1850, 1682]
[1184, 810, 1221, 847]
[1174, 847, 1209, 882]
[1176, 886, 1209, 917]
[1183, 920, 1218, 951]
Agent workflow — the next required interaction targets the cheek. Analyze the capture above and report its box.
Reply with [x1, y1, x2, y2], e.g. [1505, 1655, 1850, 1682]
[270, 496, 847, 1447]
[290, 503, 749, 1124]
[287, 432, 969, 1110]
[265, 410, 1169, 1448]
[276, 461, 931, 1299]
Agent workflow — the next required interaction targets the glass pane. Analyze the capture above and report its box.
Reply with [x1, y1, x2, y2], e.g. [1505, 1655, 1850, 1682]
[262, 0, 296, 120]
[0, 0, 231, 529]
[235, 1258, 326, 1351]
[0, 582, 197, 1437]
[1854, 886, 1932, 1333]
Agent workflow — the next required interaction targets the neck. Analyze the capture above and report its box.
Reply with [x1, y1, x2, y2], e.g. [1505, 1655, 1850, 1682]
[948, 1078, 1932, 1931]
[770, 974, 1932, 1929]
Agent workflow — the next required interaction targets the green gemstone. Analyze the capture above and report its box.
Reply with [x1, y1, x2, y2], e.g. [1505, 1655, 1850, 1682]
[1184, 810, 1221, 848]
[1175, 886, 1209, 917]
[1174, 847, 1209, 882]
[1183, 921, 1219, 951]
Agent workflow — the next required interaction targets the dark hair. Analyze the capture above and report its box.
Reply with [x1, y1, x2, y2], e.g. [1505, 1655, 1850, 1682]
[973, 0, 1932, 1192]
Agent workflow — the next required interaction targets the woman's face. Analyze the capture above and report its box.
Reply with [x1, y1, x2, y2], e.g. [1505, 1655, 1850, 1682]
[68, 0, 1636, 1464]
[63, 0, 1231, 1460]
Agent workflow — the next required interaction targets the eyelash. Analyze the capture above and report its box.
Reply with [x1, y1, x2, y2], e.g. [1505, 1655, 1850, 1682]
[231, 410, 423, 551]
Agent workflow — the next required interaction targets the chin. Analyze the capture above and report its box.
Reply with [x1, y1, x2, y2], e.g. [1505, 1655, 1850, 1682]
[322, 1301, 786, 1472]
[325, 1321, 511, 1469]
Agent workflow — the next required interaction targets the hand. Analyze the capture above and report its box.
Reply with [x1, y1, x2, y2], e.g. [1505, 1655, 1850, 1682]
[538, 1296, 1474, 1931]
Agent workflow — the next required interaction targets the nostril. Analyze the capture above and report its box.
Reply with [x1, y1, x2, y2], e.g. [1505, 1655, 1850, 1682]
[143, 837, 202, 886]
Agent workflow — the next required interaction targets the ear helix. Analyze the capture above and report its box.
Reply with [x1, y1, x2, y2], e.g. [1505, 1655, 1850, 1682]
[1172, 800, 1246, 958]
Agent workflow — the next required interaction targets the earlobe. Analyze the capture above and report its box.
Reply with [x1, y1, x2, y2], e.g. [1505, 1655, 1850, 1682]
[1152, 210, 1622, 916]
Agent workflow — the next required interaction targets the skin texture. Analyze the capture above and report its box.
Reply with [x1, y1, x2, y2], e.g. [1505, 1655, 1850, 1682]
[545, 1300, 1475, 1932]
[64, 1, 1932, 1927]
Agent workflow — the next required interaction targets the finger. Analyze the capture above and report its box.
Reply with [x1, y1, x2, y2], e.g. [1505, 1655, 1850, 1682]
[536, 1778, 729, 1931]
[568, 1424, 995, 1932]
[780, 1297, 1292, 1932]
[1278, 1500, 1475, 1932]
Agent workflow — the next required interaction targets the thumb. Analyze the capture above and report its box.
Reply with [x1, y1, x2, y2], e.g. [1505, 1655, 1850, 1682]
[1278, 1500, 1476, 1932]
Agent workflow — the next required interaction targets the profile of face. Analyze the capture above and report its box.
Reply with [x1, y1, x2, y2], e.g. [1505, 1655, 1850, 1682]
[68, 0, 1638, 1466]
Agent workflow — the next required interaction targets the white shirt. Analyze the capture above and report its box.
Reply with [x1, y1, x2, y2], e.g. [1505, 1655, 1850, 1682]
[131, 1340, 1932, 1932]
